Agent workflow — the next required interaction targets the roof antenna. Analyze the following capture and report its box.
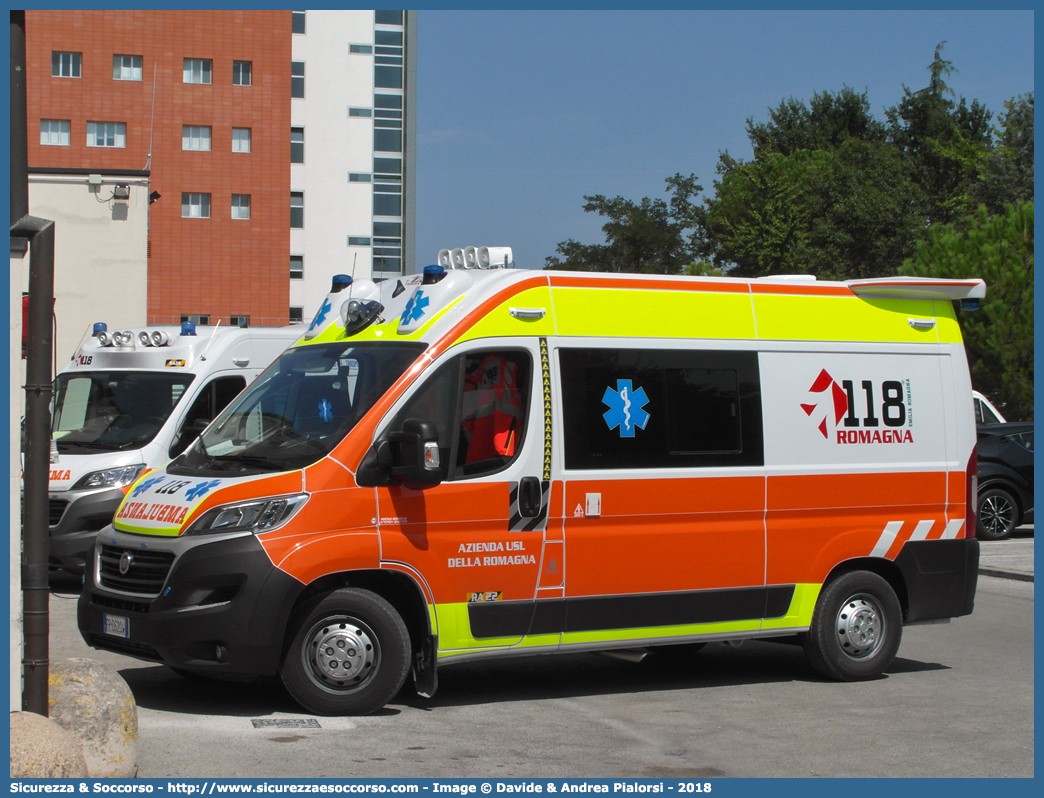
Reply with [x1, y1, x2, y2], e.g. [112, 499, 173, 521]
[199, 319, 222, 362]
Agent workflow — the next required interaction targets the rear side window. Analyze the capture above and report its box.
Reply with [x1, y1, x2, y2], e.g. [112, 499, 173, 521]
[559, 348, 763, 470]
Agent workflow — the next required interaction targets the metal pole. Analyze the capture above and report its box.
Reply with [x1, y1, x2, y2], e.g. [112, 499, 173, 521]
[11, 215, 55, 716]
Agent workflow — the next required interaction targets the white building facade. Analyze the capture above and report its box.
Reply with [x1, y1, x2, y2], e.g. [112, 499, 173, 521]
[289, 9, 417, 322]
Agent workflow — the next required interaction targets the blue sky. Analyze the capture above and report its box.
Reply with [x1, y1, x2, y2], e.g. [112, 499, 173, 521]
[413, 10, 1034, 271]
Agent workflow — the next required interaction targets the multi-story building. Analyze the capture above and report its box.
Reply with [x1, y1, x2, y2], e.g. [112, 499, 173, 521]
[290, 9, 417, 323]
[23, 9, 415, 359]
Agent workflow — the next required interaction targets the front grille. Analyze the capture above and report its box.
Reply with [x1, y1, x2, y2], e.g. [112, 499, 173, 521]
[99, 545, 175, 595]
[48, 498, 69, 526]
[92, 593, 151, 615]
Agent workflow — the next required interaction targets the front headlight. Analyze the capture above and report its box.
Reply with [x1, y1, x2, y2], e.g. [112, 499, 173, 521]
[72, 464, 147, 490]
[183, 493, 309, 536]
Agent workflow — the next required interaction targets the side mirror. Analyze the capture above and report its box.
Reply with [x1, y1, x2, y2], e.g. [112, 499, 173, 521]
[389, 418, 442, 490]
[356, 418, 442, 489]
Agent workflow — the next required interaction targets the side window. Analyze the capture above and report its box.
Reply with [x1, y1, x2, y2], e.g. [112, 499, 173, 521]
[170, 376, 246, 457]
[559, 348, 763, 470]
[390, 349, 532, 480]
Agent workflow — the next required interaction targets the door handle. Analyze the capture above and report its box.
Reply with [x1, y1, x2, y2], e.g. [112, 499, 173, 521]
[519, 476, 541, 519]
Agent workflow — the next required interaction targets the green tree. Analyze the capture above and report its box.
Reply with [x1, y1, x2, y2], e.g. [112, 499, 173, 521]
[972, 93, 1034, 213]
[744, 86, 887, 159]
[544, 174, 702, 274]
[900, 201, 1034, 420]
[700, 137, 922, 279]
[885, 42, 993, 225]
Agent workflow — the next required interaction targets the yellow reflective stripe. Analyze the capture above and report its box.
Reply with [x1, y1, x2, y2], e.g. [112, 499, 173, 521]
[453, 286, 557, 344]
[559, 619, 762, 647]
[110, 522, 181, 537]
[754, 295, 940, 343]
[295, 297, 464, 346]
[552, 287, 757, 339]
[932, 300, 964, 343]
[760, 583, 821, 630]
[432, 587, 824, 655]
[434, 603, 521, 650]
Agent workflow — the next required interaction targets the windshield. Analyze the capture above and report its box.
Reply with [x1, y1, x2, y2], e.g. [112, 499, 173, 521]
[52, 371, 196, 453]
[171, 341, 426, 475]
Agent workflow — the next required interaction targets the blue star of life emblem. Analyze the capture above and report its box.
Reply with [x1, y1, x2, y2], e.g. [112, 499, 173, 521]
[131, 475, 165, 497]
[185, 480, 221, 501]
[602, 379, 651, 438]
[400, 290, 430, 325]
[308, 298, 332, 331]
[318, 398, 333, 423]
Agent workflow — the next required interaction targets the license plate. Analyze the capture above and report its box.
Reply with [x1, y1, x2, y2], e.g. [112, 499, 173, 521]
[103, 614, 129, 638]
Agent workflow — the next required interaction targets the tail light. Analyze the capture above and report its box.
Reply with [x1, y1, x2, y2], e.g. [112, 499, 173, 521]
[965, 445, 978, 538]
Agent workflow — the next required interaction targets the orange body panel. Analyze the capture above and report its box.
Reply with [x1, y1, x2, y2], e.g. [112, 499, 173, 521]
[378, 482, 542, 605]
[563, 477, 765, 597]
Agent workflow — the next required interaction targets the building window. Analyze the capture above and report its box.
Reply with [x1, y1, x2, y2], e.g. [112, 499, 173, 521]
[290, 255, 303, 279]
[290, 192, 304, 228]
[374, 66, 402, 89]
[373, 93, 403, 151]
[40, 119, 70, 146]
[374, 157, 402, 177]
[349, 173, 371, 182]
[86, 121, 126, 148]
[290, 128, 304, 163]
[375, 30, 403, 47]
[182, 125, 212, 151]
[372, 222, 402, 274]
[374, 129, 402, 153]
[232, 127, 251, 153]
[181, 314, 211, 325]
[112, 54, 142, 81]
[231, 194, 251, 220]
[349, 107, 372, 117]
[349, 44, 372, 54]
[373, 193, 401, 217]
[232, 60, 252, 86]
[289, 307, 304, 324]
[51, 52, 81, 78]
[348, 237, 371, 246]
[183, 58, 212, 84]
[291, 62, 305, 98]
[375, 10, 403, 25]
[292, 11, 306, 34]
[229, 316, 250, 328]
[182, 193, 211, 219]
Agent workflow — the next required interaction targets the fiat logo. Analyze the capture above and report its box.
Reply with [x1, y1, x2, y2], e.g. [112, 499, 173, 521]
[119, 551, 133, 575]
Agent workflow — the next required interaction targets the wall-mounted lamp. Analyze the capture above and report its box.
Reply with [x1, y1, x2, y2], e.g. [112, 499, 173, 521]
[113, 185, 131, 201]
[149, 191, 162, 204]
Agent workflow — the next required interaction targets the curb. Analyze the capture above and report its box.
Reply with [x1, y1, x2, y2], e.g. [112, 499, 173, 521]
[978, 567, 1034, 583]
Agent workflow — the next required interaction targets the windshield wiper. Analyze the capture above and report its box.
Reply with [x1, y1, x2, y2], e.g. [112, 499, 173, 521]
[57, 440, 128, 451]
[212, 455, 282, 472]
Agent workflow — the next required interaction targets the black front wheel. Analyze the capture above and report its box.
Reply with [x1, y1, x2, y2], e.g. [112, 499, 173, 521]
[803, 571, 902, 681]
[281, 587, 410, 716]
[977, 487, 1019, 541]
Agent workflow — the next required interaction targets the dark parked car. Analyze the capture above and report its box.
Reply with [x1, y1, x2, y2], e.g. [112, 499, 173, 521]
[976, 422, 1033, 540]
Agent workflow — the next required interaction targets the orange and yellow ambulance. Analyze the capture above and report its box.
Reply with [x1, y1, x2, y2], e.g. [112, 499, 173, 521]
[78, 256, 984, 715]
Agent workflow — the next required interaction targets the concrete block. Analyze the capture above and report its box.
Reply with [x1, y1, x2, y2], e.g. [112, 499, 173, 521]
[10, 710, 89, 777]
[49, 658, 138, 778]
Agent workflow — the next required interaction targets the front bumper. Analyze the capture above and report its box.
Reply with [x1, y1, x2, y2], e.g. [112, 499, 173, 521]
[49, 487, 126, 571]
[77, 527, 305, 677]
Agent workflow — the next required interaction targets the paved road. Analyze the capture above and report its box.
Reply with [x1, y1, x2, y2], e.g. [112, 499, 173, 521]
[48, 568, 1033, 779]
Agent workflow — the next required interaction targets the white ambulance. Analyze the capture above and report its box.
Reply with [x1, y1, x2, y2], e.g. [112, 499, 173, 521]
[79, 253, 984, 715]
[47, 317, 303, 571]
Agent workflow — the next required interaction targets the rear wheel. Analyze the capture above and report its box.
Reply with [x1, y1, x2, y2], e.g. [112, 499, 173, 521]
[281, 587, 410, 716]
[977, 487, 1019, 540]
[803, 571, 901, 681]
